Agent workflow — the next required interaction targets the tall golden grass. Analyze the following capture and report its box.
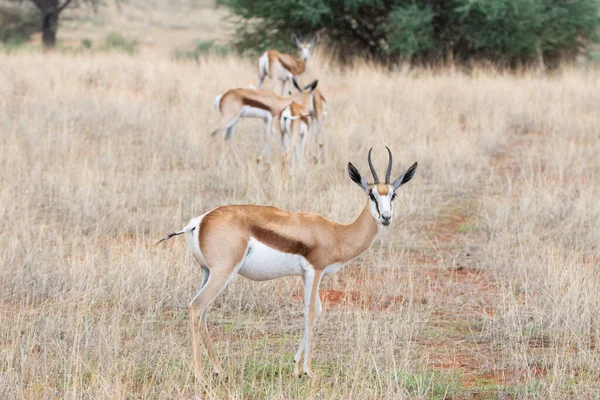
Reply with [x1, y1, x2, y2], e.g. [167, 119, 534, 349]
[1, 50, 599, 399]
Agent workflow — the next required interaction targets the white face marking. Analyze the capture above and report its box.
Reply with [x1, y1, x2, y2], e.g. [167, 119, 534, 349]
[368, 186, 395, 226]
[300, 44, 311, 61]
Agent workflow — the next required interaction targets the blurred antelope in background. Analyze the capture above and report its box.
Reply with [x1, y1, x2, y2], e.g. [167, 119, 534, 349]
[212, 80, 318, 161]
[279, 79, 318, 166]
[257, 34, 318, 96]
[157, 147, 418, 379]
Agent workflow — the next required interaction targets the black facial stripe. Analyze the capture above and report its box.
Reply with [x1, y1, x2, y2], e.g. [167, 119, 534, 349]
[372, 190, 381, 218]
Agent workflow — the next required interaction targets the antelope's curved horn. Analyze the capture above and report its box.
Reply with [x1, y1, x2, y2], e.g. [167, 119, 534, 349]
[385, 146, 393, 184]
[368, 148, 379, 184]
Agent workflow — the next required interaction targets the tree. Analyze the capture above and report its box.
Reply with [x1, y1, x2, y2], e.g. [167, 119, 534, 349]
[30, 0, 72, 48]
[222, 0, 600, 66]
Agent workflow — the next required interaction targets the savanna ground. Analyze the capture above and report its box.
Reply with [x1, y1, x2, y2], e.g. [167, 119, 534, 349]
[1, 47, 600, 399]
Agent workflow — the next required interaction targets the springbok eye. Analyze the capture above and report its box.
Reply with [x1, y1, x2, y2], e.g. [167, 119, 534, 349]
[369, 192, 376, 201]
[391, 193, 397, 201]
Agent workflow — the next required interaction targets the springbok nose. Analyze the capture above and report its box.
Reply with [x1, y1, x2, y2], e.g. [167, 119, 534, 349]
[382, 214, 391, 221]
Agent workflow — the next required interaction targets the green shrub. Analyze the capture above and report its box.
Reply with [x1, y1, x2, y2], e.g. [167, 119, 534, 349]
[81, 38, 93, 49]
[105, 32, 137, 54]
[173, 40, 228, 61]
[222, 0, 600, 66]
[0, 7, 39, 48]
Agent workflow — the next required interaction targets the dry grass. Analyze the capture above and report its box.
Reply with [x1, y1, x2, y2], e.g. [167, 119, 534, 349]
[0, 50, 599, 399]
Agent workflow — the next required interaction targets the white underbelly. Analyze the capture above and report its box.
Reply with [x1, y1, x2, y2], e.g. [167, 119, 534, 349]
[324, 262, 344, 275]
[238, 237, 306, 281]
[240, 106, 270, 120]
[278, 68, 293, 81]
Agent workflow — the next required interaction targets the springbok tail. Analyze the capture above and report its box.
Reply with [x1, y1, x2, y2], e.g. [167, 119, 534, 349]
[213, 94, 223, 110]
[156, 224, 196, 245]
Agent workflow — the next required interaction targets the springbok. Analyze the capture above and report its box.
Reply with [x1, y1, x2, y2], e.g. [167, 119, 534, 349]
[257, 34, 318, 96]
[212, 80, 318, 161]
[279, 80, 313, 166]
[280, 79, 327, 164]
[157, 147, 418, 378]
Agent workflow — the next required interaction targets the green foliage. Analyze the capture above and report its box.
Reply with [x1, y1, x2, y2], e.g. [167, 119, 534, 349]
[222, 0, 600, 65]
[385, 3, 435, 60]
[81, 38, 93, 49]
[173, 40, 229, 61]
[105, 32, 138, 54]
[2, 34, 28, 50]
[0, 7, 39, 48]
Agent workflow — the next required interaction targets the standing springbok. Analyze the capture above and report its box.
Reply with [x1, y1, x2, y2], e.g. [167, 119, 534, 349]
[157, 147, 418, 378]
[212, 80, 318, 160]
[257, 34, 318, 96]
[280, 78, 327, 164]
[279, 80, 313, 166]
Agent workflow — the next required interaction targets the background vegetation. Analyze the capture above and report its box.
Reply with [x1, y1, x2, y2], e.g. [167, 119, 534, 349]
[224, 0, 600, 67]
[1, 51, 599, 398]
[0, 1, 599, 398]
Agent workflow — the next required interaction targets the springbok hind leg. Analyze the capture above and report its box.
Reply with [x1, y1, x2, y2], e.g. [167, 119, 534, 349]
[211, 112, 240, 138]
[188, 262, 241, 378]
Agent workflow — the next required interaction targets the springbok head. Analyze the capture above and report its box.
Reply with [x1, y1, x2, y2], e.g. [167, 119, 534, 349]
[348, 147, 418, 226]
[291, 77, 318, 105]
[293, 34, 318, 61]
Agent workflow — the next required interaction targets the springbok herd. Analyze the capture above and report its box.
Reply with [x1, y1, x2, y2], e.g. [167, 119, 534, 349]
[159, 34, 419, 379]
[212, 34, 326, 165]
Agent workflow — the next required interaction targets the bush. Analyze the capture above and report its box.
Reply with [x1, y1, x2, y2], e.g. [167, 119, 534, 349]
[105, 32, 137, 54]
[173, 40, 229, 61]
[222, 0, 600, 66]
[0, 6, 39, 48]
[81, 38, 93, 49]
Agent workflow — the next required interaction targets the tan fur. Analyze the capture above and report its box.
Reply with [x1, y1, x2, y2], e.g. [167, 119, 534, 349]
[267, 50, 306, 79]
[211, 88, 312, 158]
[217, 88, 299, 117]
[199, 203, 378, 270]
[376, 185, 390, 195]
[280, 93, 312, 162]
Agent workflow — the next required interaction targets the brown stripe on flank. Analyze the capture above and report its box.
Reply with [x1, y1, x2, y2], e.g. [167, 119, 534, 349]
[251, 225, 310, 256]
[278, 56, 295, 74]
[242, 97, 271, 111]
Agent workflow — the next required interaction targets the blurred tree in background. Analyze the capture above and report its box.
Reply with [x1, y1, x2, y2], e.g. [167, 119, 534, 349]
[1, 0, 100, 49]
[222, 0, 600, 67]
[30, 0, 74, 48]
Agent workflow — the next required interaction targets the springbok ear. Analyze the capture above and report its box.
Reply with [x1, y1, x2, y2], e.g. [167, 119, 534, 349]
[305, 79, 318, 92]
[292, 34, 302, 47]
[309, 34, 318, 47]
[292, 77, 302, 92]
[348, 162, 369, 193]
[392, 162, 418, 189]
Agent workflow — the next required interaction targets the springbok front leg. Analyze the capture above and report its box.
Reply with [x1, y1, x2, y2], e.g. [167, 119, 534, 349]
[294, 269, 323, 377]
[294, 275, 321, 371]
[280, 78, 290, 97]
[312, 120, 324, 162]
